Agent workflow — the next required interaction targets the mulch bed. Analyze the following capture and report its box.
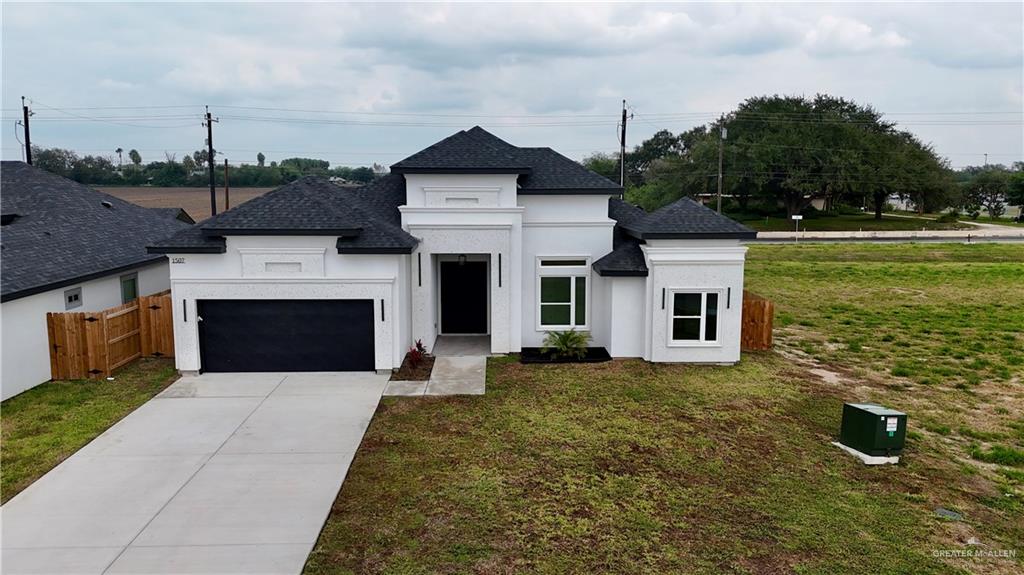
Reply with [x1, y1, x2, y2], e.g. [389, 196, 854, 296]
[390, 354, 435, 381]
[519, 347, 612, 364]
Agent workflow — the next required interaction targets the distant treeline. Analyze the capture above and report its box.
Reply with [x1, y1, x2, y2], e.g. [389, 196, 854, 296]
[27, 146, 382, 187]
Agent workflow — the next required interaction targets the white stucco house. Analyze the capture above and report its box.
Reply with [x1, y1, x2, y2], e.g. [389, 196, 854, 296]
[0, 161, 193, 400]
[148, 127, 756, 374]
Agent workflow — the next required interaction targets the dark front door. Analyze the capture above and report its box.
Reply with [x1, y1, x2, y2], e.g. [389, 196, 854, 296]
[440, 261, 488, 334]
[197, 299, 375, 372]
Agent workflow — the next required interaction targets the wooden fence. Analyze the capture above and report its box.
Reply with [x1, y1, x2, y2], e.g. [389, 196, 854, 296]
[46, 290, 174, 380]
[741, 290, 774, 351]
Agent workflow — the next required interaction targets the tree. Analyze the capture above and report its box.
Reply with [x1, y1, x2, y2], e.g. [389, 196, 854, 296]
[182, 154, 196, 174]
[31, 147, 78, 178]
[128, 149, 142, 168]
[193, 148, 216, 166]
[581, 152, 619, 182]
[115, 147, 124, 168]
[1007, 169, 1024, 219]
[963, 168, 1009, 218]
[257, 152, 265, 167]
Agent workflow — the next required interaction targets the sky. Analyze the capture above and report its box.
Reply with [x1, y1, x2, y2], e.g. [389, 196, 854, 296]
[2, 1, 1022, 169]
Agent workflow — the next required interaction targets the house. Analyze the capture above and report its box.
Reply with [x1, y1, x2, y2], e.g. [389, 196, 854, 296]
[148, 127, 755, 374]
[0, 161, 193, 400]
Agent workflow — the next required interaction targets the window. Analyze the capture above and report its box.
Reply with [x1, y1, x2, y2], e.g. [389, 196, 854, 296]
[64, 287, 82, 310]
[120, 273, 138, 304]
[537, 258, 588, 329]
[670, 291, 719, 343]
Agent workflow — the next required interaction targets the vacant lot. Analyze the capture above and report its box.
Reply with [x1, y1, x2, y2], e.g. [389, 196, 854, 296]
[1, 358, 178, 503]
[307, 244, 1022, 575]
[99, 186, 274, 221]
[736, 213, 973, 232]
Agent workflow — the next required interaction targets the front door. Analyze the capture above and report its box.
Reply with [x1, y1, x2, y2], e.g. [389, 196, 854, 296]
[440, 261, 488, 334]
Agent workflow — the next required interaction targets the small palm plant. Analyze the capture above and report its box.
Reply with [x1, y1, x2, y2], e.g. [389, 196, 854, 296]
[541, 329, 591, 360]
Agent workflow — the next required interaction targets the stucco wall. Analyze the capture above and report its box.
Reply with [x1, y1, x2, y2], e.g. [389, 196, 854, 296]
[1, 262, 170, 400]
[608, 277, 646, 358]
[642, 241, 747, 364]
[519, 194, 615, 349]
[165, 236, 405, 372]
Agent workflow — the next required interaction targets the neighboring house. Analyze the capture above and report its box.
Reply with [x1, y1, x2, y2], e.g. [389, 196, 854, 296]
[148, 127, 755, 374]
[0, 161, 193, 400]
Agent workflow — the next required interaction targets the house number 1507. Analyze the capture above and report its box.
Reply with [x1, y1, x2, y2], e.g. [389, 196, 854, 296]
[171, 257, 186, 264]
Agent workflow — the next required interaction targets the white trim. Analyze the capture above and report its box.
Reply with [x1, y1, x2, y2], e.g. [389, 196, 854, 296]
[421, 186, 502, 193]
[534, 255, 591, 332]
[666, 289, 723, 348]
[400, 207, 525, 214]
[406, 223, 514, 231]
[171, 277, 395, 285]
[436, 254, 491, 336]
[236, 248, 327, 255]
[522, 221, 616, 228]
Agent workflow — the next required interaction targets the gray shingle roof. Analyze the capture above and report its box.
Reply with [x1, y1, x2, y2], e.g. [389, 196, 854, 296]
[620, 197, 756, 240]
[392, 126, 622, 194]
[593, 196, 756, 276]
[149, 174, 419, 254]
[1, 161, 192, 301]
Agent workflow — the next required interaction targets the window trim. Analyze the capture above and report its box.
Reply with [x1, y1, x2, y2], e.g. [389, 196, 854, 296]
[64, 287, 82, 310]
[535, 256, 590, 331]
[120, 272, 139, 304]
[666, 289, 723, 348]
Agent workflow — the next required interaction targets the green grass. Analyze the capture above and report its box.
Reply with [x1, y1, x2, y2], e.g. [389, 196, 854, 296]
[1, 358, 178, 502]
[733, 213, 973, 232]
[306, 243, 1023, 574]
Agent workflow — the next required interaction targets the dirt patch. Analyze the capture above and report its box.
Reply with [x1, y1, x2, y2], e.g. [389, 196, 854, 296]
[99, 186, 274, 221]
[391, 354, 434, 381]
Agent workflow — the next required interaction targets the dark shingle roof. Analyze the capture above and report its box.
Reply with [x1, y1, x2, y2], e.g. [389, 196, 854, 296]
[620, 197, 756, 240]
[149, 174, 418, 255]
[592, 238, 647, 277]
[593, 197, 755, 276]
[0, 161, 192, 301]
[392, 126, 622, 194]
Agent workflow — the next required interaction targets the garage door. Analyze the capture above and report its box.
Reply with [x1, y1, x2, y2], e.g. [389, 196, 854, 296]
[197, 300, 375, 372]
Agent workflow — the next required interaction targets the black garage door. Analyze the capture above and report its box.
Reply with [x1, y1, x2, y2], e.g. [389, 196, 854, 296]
[197, 300, 375, 372]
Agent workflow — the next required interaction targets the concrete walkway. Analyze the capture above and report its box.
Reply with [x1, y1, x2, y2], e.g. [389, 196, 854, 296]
[1, 372, 388, 575]
[384, 336, 488, 397]
[754, 226, 1024, 243]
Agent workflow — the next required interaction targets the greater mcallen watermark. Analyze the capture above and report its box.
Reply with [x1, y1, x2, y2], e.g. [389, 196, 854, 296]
[932, 548, 1017, 559]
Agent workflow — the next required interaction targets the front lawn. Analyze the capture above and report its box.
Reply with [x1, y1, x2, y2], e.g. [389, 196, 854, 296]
[307, 243, 1022, 574]
[1, 358, 178, 503]
[735, 213, 972, 232]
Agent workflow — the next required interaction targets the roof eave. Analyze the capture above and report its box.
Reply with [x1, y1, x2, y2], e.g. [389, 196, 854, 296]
[390, 167, 531, 175]
[1, 257, 168, 303]
[200, 227, 362, 237]
[639, 231, 759, 240]
[146, 245, 227, 255]
[592, 268, 649, 277]
[519, 187, 623, 195]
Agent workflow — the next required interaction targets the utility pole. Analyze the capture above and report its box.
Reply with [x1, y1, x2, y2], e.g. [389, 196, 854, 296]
[223, 158, 230, 211]
[619, 99, 632, 196]
[21, 97, 32, 165]
[984, 153, 988, 166]
[716, 116, 727, 214]
[203, 107, 219, 216]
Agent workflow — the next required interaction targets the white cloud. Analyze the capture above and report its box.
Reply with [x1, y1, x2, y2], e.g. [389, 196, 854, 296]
[803, 15, 910, 56]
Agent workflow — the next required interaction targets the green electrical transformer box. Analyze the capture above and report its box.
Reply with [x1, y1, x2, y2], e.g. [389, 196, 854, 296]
[839, 403, 907, 456]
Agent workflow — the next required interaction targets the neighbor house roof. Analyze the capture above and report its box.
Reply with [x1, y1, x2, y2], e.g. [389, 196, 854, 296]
[392, 126, 623, 195]
[592, 197, 756, 277]
[0, 161, 193, 302]
[149, 174, 419, 255]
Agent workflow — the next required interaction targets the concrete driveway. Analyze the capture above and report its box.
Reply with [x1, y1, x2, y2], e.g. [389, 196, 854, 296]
[1, 372, 388, 575]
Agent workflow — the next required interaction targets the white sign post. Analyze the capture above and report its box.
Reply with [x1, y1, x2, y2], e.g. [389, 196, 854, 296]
[792, 214, 803, 241]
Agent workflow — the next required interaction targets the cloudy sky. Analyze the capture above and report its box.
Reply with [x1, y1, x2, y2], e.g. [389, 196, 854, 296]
[2, 2, 1021, 169]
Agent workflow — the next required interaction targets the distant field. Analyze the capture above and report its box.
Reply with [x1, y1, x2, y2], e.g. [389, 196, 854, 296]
[99, 186, 275, 221]
[735, 213, 973, 232]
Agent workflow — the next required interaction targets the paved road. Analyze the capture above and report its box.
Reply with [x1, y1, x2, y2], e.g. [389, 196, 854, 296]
[1, 372, 388, 575]
[753, 225, 1024, 244]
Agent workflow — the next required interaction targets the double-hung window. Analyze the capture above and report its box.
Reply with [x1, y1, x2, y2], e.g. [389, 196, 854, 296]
[669, 290, 719, 344]
[537, 258, 588, 330]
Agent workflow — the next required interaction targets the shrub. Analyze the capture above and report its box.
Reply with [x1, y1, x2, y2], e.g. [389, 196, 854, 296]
[541, 329, 591, 360]
[414, 339, 428, 355]
[936, 213, 960, 223]
[406, 346, 424, 369]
